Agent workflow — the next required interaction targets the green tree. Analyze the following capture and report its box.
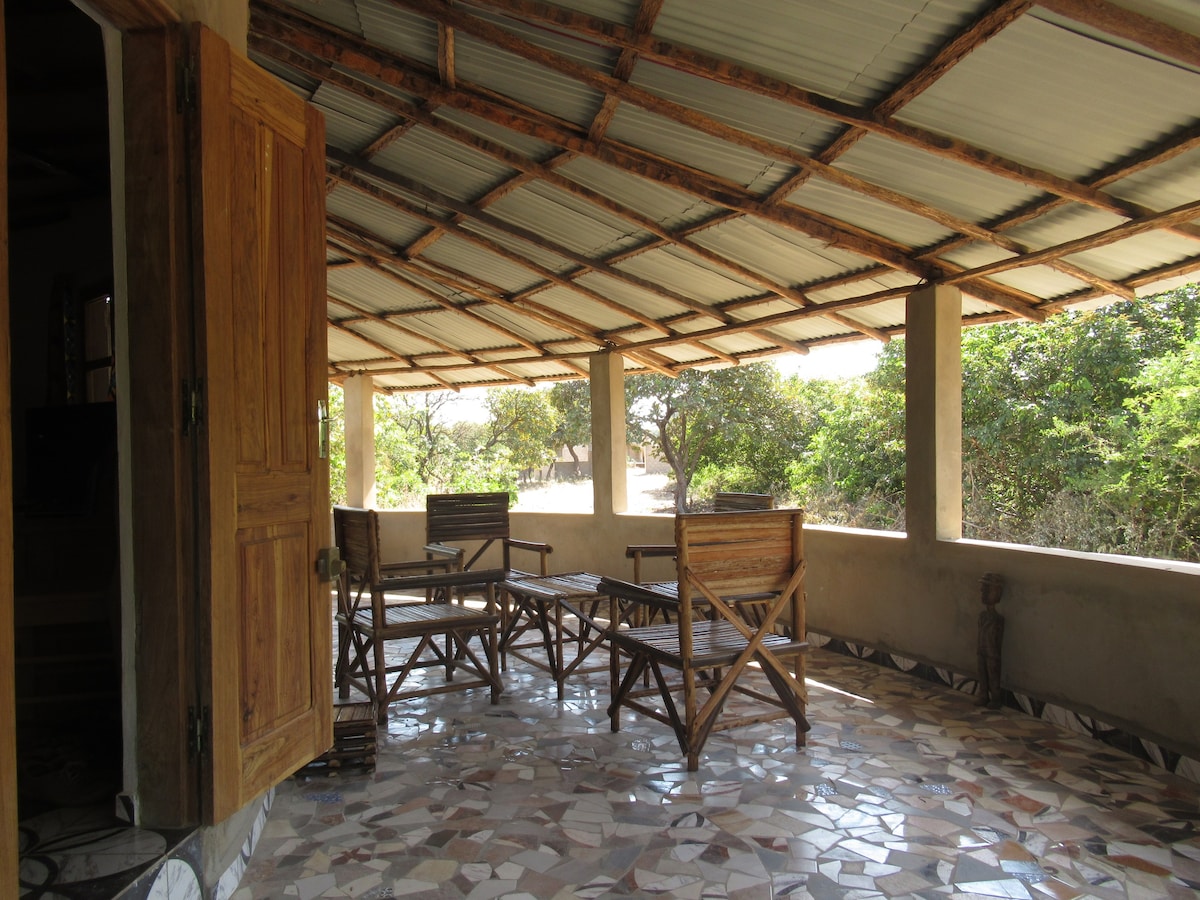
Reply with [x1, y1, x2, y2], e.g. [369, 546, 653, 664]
[483, 387, 561, 483]
[549, 380, 591, 477]
[785, 345, 906, 529]
[328, 384, 346, 505]
[960, 286, 1200, 546]
[627, 364, 780, 512]
[1091, 339, 1200, 559]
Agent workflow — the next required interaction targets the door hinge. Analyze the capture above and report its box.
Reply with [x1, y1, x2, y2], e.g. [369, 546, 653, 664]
[176, 60, 195, 113]
[183, 379, 205, 434]
[187, 705, 209, 759]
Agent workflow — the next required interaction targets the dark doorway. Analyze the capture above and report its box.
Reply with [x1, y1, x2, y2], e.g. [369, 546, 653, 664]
[6, 0, 121, 819]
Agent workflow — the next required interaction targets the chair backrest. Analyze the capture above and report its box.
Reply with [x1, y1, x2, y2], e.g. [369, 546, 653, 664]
[713, 492, 775, 512]
[426, 492, 511, 569]
[333, 505, 382, 599]
[675, 508, 805, 634]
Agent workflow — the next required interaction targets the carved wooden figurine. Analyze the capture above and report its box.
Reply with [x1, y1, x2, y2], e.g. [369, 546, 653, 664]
[976, 572, 1005, 709]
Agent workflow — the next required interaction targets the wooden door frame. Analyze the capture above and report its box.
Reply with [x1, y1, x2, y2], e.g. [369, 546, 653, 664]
[3, 0, 299, 840]
[122, 20, 201, 827]
[2, 0, 16, 885]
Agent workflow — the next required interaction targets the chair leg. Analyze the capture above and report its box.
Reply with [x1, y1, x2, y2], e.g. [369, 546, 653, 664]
[608, 651, 648, 732]
[335, 619, 350, 699]
[485, 624, 501, 704]
[373, 630, 389, 724]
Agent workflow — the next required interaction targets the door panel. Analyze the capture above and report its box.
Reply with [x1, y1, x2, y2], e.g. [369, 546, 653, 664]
[190, 24, 330, 824]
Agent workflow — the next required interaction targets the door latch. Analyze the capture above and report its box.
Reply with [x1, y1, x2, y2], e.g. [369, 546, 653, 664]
[317, 546, 344, 582]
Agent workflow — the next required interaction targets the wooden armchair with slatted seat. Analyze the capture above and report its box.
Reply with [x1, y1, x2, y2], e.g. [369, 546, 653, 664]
[333, 506, 505, 723]
[423, 492, 553, 659]
[603, 508, 810, 771]
[424, 491, 553, 579]
[624, 492, 774, 584]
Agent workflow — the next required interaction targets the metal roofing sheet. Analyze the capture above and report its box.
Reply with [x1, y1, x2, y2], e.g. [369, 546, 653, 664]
[449, 220, 576, 278]
[326, 185, 429, 249]
[834, 135, 1045, 228]
[371, 125, 516, 201]
[452, 33, 605, 127]
[653, 0, 987, 106]
[695, 218, 882, 288]
[556, 156, 724, 233]
[613, 247, 758, 306]
[604, 103, 790, 191]
[788, 177, 955, 250]
[432, 107, 559, 161]
[629, 62, 844, 156]
[357, 0, 436, 62]
[901, 14, 1200, 179]
[246, 0, 1200, 389]
[487, 181, 651, 260]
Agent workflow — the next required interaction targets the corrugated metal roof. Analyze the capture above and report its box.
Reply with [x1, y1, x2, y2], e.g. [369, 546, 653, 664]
[246, 0, 1200, 391]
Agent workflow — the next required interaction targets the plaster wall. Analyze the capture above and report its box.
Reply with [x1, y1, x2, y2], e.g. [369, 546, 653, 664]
[379, 509, 1200, 762]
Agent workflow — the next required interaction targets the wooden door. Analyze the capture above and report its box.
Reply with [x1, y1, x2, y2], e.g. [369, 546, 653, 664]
[189, 24, 331, 824]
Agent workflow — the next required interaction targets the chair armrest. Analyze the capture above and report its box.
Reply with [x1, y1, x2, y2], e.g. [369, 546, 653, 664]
[424, 542, 465, 568]
[624, 544, 674, 558]
[504, 538, 553, 576]
[624, 543, 675, 583]
[600, 575, 680, 616]
[377, 567, 507, 592]
[380, 557, 455, 578]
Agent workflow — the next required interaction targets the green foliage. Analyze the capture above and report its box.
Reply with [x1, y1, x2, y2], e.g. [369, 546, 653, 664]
[483, 388, 561, 479]
[328, 385, 346, 506]
[626, 364, 782, 511]
[961, 286, 1200, 551]
[1088, 338, 1200, 559]
[549, 381, 591, 476]
[324, 284, 1200, 562]
[782, 352, 906, 529]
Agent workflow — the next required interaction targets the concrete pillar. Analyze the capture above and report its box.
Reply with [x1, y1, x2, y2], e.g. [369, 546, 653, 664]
[343, 374, 376, 509]
[905, 284, 962, 544]
[589, 352, 628, 515]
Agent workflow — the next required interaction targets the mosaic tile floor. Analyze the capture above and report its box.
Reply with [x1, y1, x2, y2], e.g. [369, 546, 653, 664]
[234, 645, 1200, 899]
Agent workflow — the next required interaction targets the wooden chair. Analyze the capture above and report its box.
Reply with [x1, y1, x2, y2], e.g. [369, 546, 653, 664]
[625, 492, 775, 584]
[603, 509, 810, 771]
[424, 492, 553, 660]
[424, 491, 552, 578]
[333, 506, 505, 723]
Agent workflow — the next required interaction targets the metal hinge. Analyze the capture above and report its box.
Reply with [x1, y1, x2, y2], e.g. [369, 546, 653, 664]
[183, 379, 205, 435]
[176, 60, 195, 113]
[187, 705, 209, 759]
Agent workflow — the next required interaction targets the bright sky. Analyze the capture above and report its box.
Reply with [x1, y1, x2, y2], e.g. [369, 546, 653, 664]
[771, 340, 881, 380]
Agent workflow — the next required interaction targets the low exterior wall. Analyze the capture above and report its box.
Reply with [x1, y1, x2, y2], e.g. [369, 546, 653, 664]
[377, 509, 1200, 774]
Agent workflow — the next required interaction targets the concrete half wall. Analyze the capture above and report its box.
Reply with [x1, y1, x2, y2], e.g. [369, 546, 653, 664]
[378, 508, 1200, 767]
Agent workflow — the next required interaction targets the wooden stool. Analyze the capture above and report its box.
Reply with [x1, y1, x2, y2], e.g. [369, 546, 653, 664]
[295, 702, 377, 776]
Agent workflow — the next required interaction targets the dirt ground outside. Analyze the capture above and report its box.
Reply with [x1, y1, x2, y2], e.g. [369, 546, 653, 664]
[512, 467, 676, 515]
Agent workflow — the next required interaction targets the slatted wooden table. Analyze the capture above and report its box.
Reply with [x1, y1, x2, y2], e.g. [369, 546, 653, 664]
[499, 572, 619, 700]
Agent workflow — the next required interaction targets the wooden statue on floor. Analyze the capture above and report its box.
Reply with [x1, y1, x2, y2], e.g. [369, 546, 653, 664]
[976, 572, 1005, 709]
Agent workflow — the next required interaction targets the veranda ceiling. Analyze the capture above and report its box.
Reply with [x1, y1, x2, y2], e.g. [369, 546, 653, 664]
[247, 0, 1200, 393]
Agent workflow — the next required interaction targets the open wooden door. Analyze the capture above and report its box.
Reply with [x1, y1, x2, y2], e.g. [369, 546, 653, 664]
[188, 24, 331, 824]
